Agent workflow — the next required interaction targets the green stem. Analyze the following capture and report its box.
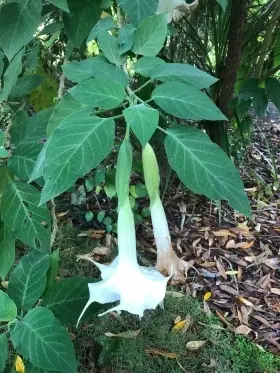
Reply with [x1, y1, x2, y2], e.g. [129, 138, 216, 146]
[133, 79, 153, 94]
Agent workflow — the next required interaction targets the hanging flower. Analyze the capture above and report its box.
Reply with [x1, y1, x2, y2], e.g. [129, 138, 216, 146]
[142, 143, 192, 283]
[77, 139, 169, 324]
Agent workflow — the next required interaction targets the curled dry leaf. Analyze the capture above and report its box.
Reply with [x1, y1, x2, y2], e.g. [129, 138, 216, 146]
[234, 241, 254, 249]
[145, 348, 177, 359]
[105, 329, 141, 338]
[186, 340, 206, 351]
[239, 297, 254, 307]
[264, 297, 280, 313]
[212, 229, 236, 237]
[220, 284, 239, 296]
[270, 288, 280, 296]
[235, 324, 252, 335]
[216, 260, 227, 279]
[226, 239, 236, 249]
[92, 246, 111, 256]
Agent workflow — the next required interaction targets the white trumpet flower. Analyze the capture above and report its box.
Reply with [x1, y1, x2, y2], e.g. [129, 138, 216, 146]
[77, 187, 169, 324]
[143, 143, 192, 282]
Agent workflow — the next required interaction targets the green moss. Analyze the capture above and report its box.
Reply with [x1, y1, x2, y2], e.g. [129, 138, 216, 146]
[78, 296, 280, 373]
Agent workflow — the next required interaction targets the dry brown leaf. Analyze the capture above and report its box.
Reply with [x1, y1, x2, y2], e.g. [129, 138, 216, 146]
[186, 340, 206, 351]
[92, 246, 111, 256]
[145, 348, 177, 359]
[226, 239, 236, 249]
[264, 297, 280, 313]
[234, 241, 254, 249]
[265, 257, 280, 269]
[220, 284, 239, 296]
[56, 211, 69, 217]
[239, 297, 254, 307]
[212, 229, 236, 237]
[270, 288, 280, 296]
[215, 310, 234, 329]
[105, 329, 141, 338]
[192, 237, 201, 247]
[198, 261, 216, 268]
[235, 325, 252, 335]
[216, 260, 227, 279]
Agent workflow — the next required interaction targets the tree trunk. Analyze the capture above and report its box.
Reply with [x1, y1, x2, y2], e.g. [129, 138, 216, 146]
[208, 0, 248, 155]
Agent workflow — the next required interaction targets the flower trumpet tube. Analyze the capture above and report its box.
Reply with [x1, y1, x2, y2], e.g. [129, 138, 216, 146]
[77, 139, 169, 324]
[142, 143, 189, 282]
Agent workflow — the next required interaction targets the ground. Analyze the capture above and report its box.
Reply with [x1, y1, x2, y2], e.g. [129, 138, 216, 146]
[50, 106, 280, 372]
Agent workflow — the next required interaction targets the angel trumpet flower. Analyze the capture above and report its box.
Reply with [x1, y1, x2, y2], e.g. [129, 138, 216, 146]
[143, 143, 189, 282]
[77, 140, 169, 324]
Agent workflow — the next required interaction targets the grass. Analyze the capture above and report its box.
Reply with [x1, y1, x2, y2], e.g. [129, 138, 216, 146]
[58, 224, 280, 373]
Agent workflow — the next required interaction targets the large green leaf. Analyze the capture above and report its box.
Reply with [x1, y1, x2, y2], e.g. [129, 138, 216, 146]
[0, 290, 17, 321]
[239, 78, 260, 101]
[123, 104, 159, 146]
[132, 14, 167, 56]
[0, 131, 8, 158]
[8, 251, 50, 310]
[10, 307, 77, 373]
[47, 95, 91, 136]
[134, 56, 165, 77]
[98, 31, 123, 65]
[152, 82, 227, 120]
[164, 126, 251, 216]
[8, 143, 42, 180]
[118, 24, 135, 54]
[29, 143, 48, 182]
[10, 107, 53, 146]
[252, 88, 268, 117]
[1, 182, 51, 252]
[0, 50, 23, 103]
[87, 16, 117, 42]
[64, 0, 102, 46]
[25, 362, 62, 373]
[63, 57, 128, 86]
[69, 78, 125, 109]
[116, 138, 133, 205]
[0, 334, 8, 373]
[0, 221, 15, 280]
[117, 0, 159, 26]
[149, 63, 218, 89]
[0, 166, 10, 195]
[40, 112, 115, 204]
[42, 277, 103, 324]
[265, 77, 280, 111]
[9, 75, 45, 98]
[0, 1, 42, 61]
[49, 0, 69, 12]
[216, 0, 228, 11]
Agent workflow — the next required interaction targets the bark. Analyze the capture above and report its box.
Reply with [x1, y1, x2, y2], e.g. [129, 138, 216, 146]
[208, 0, 248, 154]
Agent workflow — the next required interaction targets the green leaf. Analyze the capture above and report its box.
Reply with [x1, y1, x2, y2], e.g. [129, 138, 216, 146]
[252, 89, 268, 117]
[0, 334, 8, 373]
[0, 50, 23, 103]
[0, 131, 8, 158]
[98, 31, 123, 66]
[0, 221, 15, 281]
[265, 77, 280, 111]
[10, 107, 53, 146]
[149, 63, 218, 89]
[117, 0, 159, 26]
[104, 183, 116, 198]
[164, 126, 251, 216]
[47, 95, 91, 136]
[9, 75, 45, 98]
[69, 78, 125, 109]
[63, 57, 128, 86]
[29, 142, 48, 182]
[8, 251, 50, 310]
[123, 104, 159, 146]
[64, 0, 102, 46]
[132, 14, 167, 57]
[42, 277, 103, 324]
[10, 307, 77, 373]
[40, 112, 115, 204]
[152, 82, 227, 120]
[49, 0, 69, 12]
[134, 56, 165, 77]
[118, 24, 135, 54]
[0, 290, 17, 321]
[8, 143, 42, 180]
[25, 362, 62, 373]
[116, 138, 133, 205]
[216, 0, 228, 11]
[85, 211, 94, 222]
[87, 16, 117, 42]
[0, 165, 10, 195]
[239, 78, 260, 101]
[1, 182, 51, 252]
[0, 1, 42, 61]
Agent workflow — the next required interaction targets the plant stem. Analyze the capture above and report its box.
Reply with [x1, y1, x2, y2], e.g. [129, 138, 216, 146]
[133, 79, 153, 93]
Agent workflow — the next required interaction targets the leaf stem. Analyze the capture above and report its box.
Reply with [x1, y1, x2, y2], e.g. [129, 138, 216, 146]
[133, 79, 154, 93]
